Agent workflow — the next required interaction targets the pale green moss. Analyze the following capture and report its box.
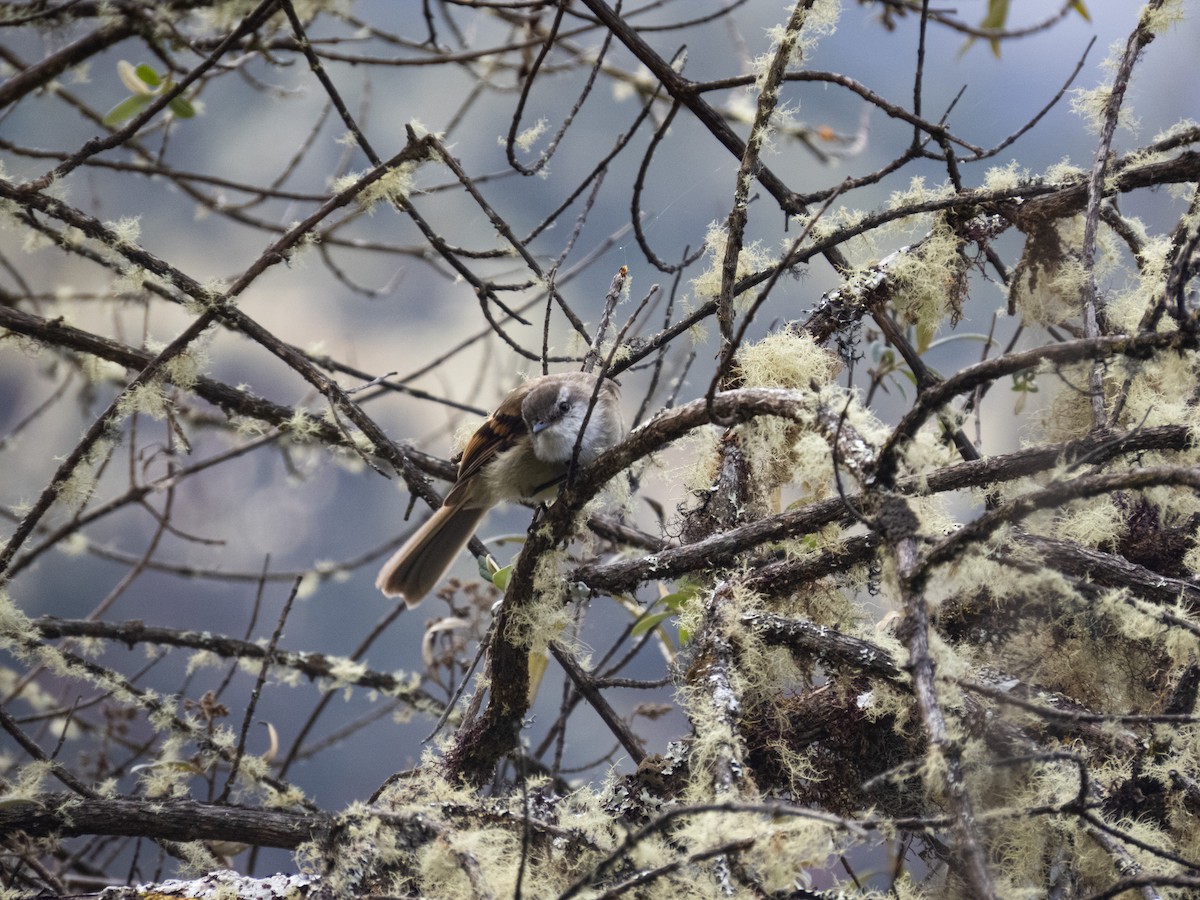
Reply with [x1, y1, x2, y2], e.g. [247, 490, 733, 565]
[690, 222, 778, 302]
[161, 347, 203, 390]
[54, 438, 114, 509]
[1033, 362, 1097, 442]
[115, 380, 171, 421]
[1010, 217, 1096, 326]
[1055, 495, 1124, 548]
[1143, 0, 1185, 33]
[1116, 348, 1200, 433]
[892, 220, 967, 331]
[736, 329, 841, 391]
[1104, 234, 1172, 332]
[1070, 82, 1136, 134]
[982, 160, 1029, 192]
[506, 118, 547, 152]
[2, 759, 51, 801]
[185, 650, 221, 675]
[1044, 158, 1086, 184]
[504, 549, 573, 653]
[334, 159, 423, 215]
[732, 333, 846, 495]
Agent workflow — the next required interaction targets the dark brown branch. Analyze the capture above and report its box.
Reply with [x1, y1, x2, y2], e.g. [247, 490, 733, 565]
[0, 17, 136, 110]
[31, 616, 438, 708]
[575, 0, 802, 216]
[924, 465, 1200, 576]
[884, 495, 996, 899]
[575, 424, 1194, 595]
[874, 329, 1195, 487]
[1018, 534, 1200, 610]
[745, 611, 902, 679]
[0, 793, 330, 849]
[0, 303, 346, 443]
[549, 642, 646, 765]
[1078, 1, 1168, 430]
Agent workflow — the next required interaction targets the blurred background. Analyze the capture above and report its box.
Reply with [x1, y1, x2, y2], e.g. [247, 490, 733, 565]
[2, 0, 1198, 879]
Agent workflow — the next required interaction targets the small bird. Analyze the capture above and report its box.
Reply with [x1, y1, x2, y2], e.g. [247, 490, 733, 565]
[376, 371, 624, 606]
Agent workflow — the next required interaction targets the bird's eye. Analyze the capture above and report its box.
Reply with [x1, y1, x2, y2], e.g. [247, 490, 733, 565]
[558, 399, 570, 413]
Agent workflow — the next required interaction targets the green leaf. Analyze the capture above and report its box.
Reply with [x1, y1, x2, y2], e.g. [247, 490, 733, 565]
[527, 650, 549, 703]
[915, 321, 936, 355]
[1070, 1, 1090, 22]
[168, 96, 196, 119]
[979, 0, 1010, 29]
[958, 0, 1009, 58]
[130, 759, 204, 775]
[490, 564, 513, 591]
[631, 610, 674, 638]
[103, 93, 152, 127]
[135, 64, 162, 87]
[1011, 371, 1038, 394]
[117, 61, 150, 95]
[924, 332, 996, 353]
[659, 591, 689, 611]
